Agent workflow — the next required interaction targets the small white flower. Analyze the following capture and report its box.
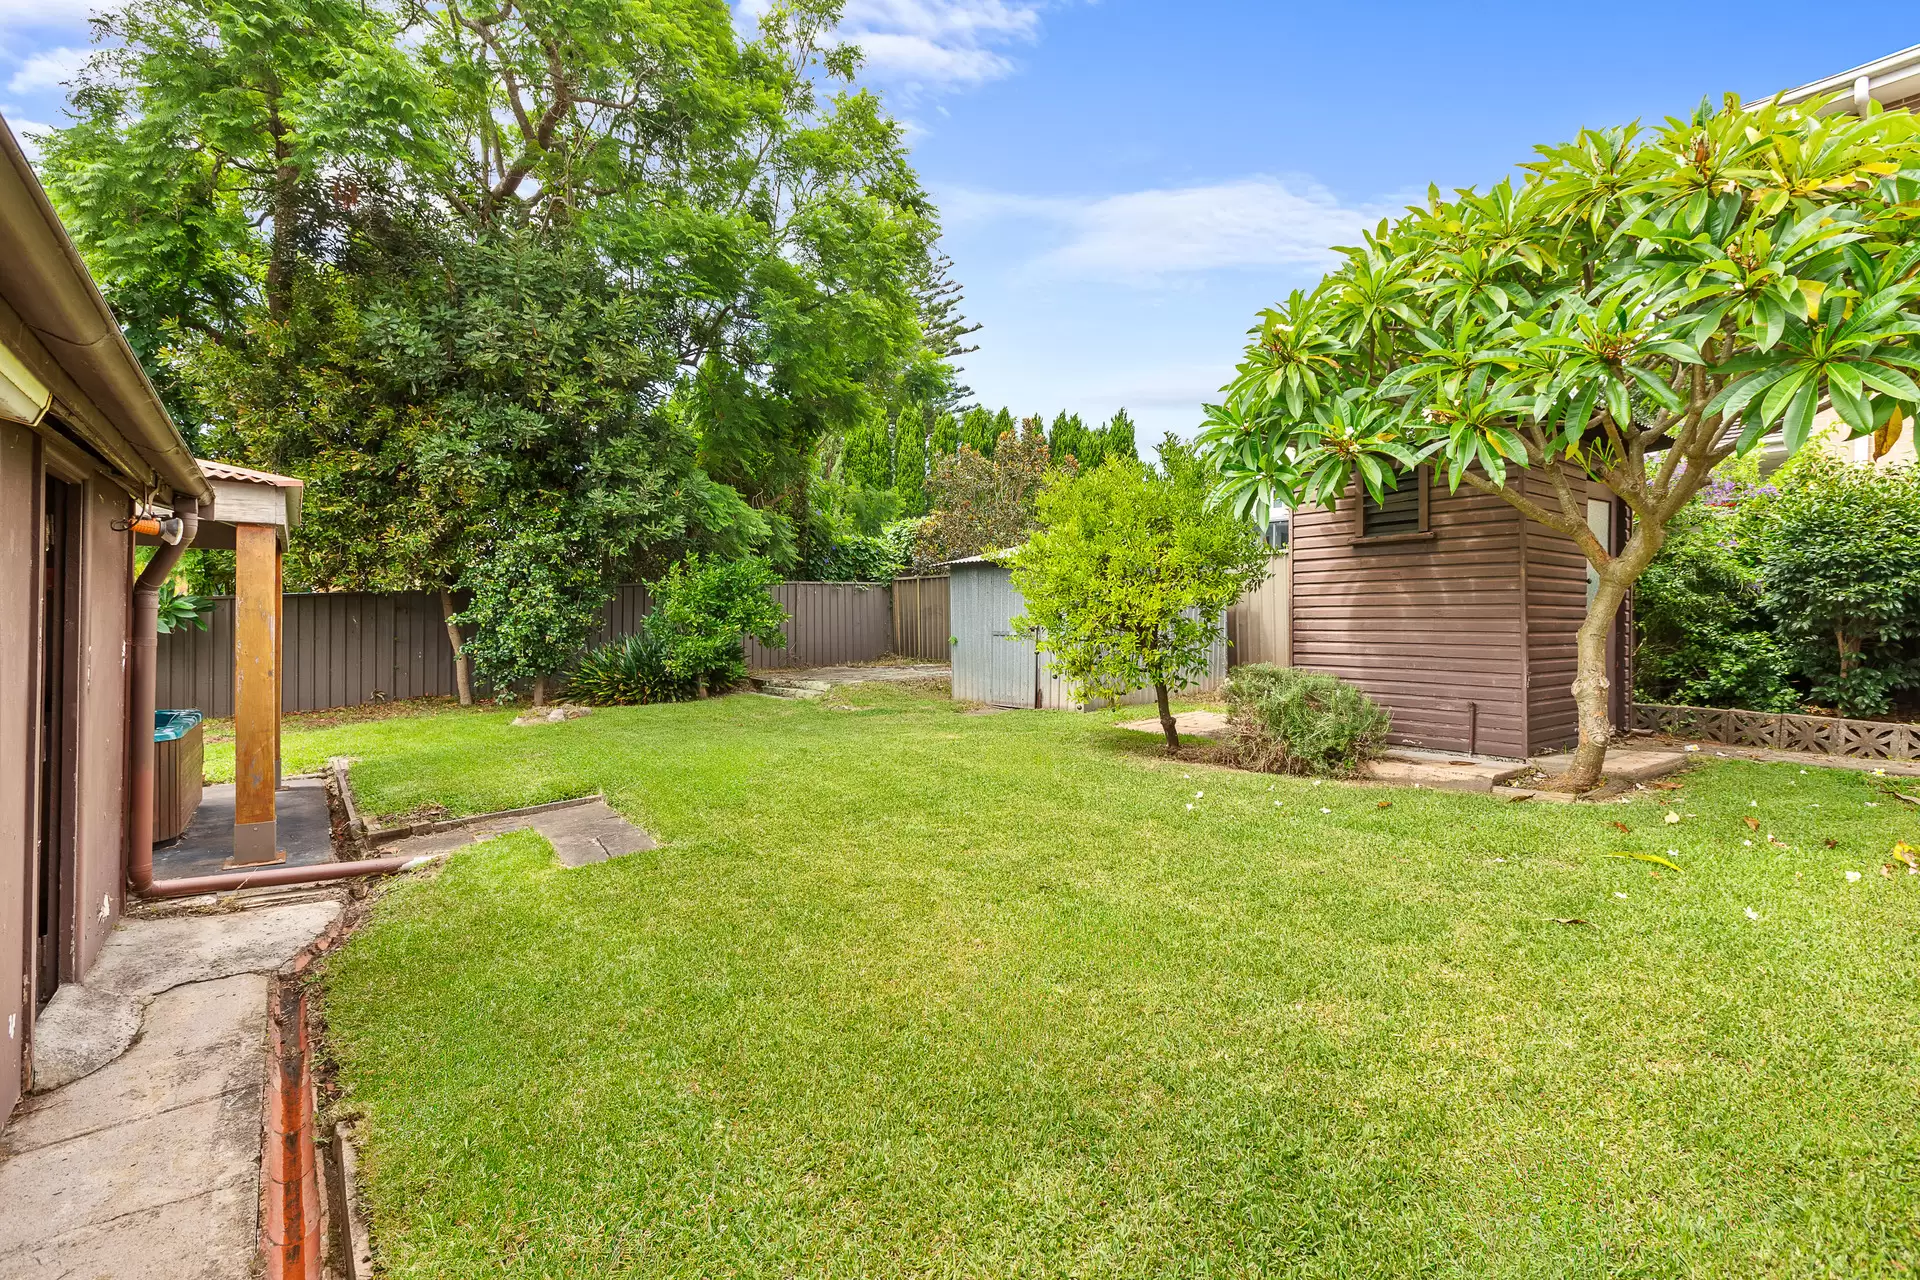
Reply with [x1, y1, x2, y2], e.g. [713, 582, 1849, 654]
[1273, 800, 1282, 807]
[1799, 769, 1808, 774]
[1320, 807, 1331, 814]
[1668, 850, 1680, 858]
[1664, 811, 1681, 824]
[1867, 802, 1880, 808]
[1184, 803, 1194, 811]
[1684, 745, 1699, 753]
[1614, 891, 1628, 900]
[1194, 790, 1204, 798]
[1742, 839, 1753, 847]
[1872, 768, 1887, 777]
[1846, 870, 1862, 883]
[1311, 779, 1323, 788]
[1749, 800, 1758, 807]
[1744, 907, 1760, 921]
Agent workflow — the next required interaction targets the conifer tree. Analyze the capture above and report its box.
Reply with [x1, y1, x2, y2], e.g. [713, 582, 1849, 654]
[893, 403, 930, 516]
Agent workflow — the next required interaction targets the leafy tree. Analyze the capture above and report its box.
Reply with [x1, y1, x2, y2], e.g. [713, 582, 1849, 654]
[1102, 408, 1139, 462]
[454, 512, 610, 706]
[893, 402, 930, 516]
[1012, 459, 1270, 750]
[916, 429, 1071, 566]
[1201, 95, 1920, 788]
[1761, 456, 1920, 716]
[958, 406, 998, 457]
[650, 555, 790, 694]
[929, 410, 960, 458]
[1049, 411, 1097, 469]
[840, 412, 894, 492]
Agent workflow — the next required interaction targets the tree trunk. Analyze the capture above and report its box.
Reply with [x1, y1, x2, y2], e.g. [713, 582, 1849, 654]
[1154, 681, 1179, 753]
[439, 589, 472, 707]
[531, 675, 549, 708]
[1558, 546, 1653, 791]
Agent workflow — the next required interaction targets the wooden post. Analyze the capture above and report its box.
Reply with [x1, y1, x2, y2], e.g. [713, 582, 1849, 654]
[230, 523, 285, 867]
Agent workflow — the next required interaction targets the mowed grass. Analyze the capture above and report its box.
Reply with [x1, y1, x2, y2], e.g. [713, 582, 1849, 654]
[304, 685, 1920, 1278]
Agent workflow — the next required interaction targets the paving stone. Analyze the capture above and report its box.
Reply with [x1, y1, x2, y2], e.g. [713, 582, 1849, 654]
[0, 1179, 259, 1280]
[12, 977, 266, 1152]
[85, 900, 341, 997]
[1365, 758, 1501, 792]
[1531, 748, 1691, 785]
[27, 984, 144, 1094]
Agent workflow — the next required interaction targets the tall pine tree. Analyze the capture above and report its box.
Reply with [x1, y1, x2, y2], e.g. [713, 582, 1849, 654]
[894, 403, 929, 516]
[1102, 408, 1138, 462]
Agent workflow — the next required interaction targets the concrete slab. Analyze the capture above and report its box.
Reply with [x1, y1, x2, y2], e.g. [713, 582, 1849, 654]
[26, 984, 144, 1093]
[87, 900, 341, 997]
[378, 797, 656, 869]
[0, 1180, 259, 1280]
[1364, 758, 1500, 792]
[13, 977, 267, 1152]
[1530, 748, 1691, 785]
[1114, 710, 1230, 738]
[154, 776, 336, 879]
[0, 901, 340, 1279]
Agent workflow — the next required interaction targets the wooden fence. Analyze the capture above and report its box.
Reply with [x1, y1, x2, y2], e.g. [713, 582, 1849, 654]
[1631, 702, 1920, 761]
[891, 575, 951, 661]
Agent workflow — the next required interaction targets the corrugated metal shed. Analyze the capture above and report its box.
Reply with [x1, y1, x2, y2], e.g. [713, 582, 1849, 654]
[947, 558, 1226, 710]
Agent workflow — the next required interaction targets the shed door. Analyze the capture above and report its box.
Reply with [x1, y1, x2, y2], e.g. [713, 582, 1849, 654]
[983, 571, 1037, 709]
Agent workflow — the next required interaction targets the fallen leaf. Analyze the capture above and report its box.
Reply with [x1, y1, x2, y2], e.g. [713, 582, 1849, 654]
[1664, 811, 1681, 824]
[1376, 800, 1392, 809]
[1608, 851, 1683, 872]
[1743, 816, 1760, 830]
[1610, 820, 1630, 833]
[1650, 781, 1684, 790]
[1824, 838, 1838, 848]
[1893, 842, 1919, 871]
[1548, 917, 1593, 927]
[1891, 792, 1920, 806]
[1846, 870, 1862, 883]
[1882, 864, 1896, 879]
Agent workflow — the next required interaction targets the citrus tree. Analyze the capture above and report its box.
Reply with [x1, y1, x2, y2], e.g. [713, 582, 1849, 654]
[1201, 94, 1920, 788]
[1012, 459, 1270, 751]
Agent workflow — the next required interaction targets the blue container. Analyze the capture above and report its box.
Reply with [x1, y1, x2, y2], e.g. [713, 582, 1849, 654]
[154, 708, 204, 743]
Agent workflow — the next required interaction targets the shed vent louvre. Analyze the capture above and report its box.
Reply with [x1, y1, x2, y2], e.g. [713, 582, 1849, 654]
[1361, 478, 1422, 536]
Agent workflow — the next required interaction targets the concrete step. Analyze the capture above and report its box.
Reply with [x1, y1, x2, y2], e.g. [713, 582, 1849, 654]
[753, 679, 828, 700]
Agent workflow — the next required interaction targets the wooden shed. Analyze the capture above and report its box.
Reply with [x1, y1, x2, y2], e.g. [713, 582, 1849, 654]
[1287, 470, 1627, 759]
[948, 556, 1226, 710]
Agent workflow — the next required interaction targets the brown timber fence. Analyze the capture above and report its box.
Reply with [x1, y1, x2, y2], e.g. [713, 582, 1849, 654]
[1631, 702, 1920, 761]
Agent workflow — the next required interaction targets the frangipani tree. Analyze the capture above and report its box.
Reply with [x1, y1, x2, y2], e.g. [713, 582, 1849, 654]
[1201, 94, 1920, 789]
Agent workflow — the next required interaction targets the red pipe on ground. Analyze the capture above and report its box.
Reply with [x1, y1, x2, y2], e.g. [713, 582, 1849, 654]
[138, 853, 441, 899]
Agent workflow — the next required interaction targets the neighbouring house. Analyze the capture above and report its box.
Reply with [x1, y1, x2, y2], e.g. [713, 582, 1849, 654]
[947, 555, 1227, 710]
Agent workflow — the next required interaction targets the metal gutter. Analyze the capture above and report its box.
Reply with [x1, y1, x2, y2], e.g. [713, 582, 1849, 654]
[0, 113, 209, 500]
[1760, 43, 1920, 113]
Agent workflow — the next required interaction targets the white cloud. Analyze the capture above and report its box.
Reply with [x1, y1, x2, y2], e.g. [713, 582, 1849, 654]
[0, 0, 100, 28]
[8, 45, 89, 94]
[736, 0, 1053, 93]
[946, 176, 1395, 284]
[2, 113, 54, 159]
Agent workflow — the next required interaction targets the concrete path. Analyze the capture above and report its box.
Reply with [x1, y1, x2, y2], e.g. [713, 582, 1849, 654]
[0, 900, 340, 1279]
[752, 663, 949, 700]
[377, 796, 656, 869]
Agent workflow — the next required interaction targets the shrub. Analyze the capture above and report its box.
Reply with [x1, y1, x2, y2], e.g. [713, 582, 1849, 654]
[567, 622, 697, 706]
[1761, 458, 1920, 717]
[650, 554, 789, 693]
[1221, 665, 1390, 777]
[1633, 472, 1800, 712]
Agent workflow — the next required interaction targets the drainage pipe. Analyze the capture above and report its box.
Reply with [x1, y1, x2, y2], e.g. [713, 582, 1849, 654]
[138, 851, 447, 899]
[128, 495, 199, 895]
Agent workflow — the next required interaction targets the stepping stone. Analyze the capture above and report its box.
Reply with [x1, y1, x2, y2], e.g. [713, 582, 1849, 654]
[529, 799, 656, 868]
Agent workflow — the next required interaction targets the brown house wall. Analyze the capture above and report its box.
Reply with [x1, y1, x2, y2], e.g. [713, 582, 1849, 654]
[1, 424, 140, 1131]
[74, 479, 133, 972]
[0, 422, 36, 1126]
[1520, 475, 1622, 755]
[1291, 476, 1529, 756]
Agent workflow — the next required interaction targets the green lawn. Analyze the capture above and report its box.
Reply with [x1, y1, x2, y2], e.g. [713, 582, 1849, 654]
[299, 684, 1920, 1277]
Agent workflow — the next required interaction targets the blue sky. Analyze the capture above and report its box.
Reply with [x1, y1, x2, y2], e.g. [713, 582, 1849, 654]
[1, 1, 1907, 439]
